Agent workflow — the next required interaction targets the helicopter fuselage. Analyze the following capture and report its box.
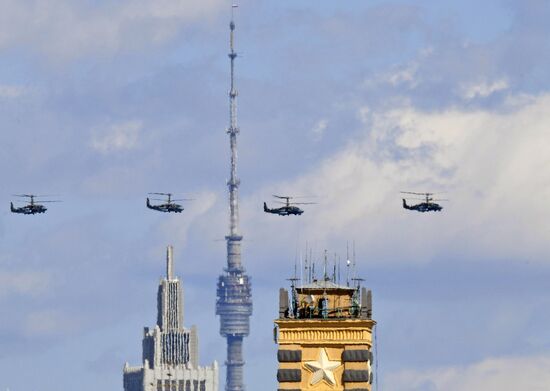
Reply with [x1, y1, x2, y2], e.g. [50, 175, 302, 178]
[10, 202, 47, 215]
[146, 198, 183, 213]
[263, 202, 303, 216]
[402, 199, 442, 212]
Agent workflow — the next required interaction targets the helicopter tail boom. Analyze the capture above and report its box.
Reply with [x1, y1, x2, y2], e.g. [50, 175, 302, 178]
[10, 202, 15, 213]
[263, 202, 270, 213]
[402, 199, 411, 210]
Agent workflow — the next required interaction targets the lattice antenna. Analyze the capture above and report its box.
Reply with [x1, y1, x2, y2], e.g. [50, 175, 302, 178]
[228, 3, 240, 238]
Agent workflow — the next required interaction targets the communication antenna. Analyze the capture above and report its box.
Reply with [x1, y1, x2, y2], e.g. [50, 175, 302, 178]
[346, 241, 351, 287]
[304, 241, 309, 284]
[323, 249, 328, 281]
[299, 251, 303, 286]
[352, 240, 357, 282]
[338, 255, 341, 285]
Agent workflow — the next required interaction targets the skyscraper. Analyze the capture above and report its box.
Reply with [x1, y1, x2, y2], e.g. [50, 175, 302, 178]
[124, 246, 218, 391]
[215, 6, 253, 391]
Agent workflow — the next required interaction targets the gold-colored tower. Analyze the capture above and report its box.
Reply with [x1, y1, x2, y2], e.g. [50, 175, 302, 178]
[274, 269, 375, 391]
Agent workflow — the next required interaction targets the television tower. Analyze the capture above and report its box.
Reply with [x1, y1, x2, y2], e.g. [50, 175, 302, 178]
[216, 5, 253, 391]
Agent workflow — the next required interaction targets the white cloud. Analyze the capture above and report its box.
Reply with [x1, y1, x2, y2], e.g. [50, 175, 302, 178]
[90, 120, 143, 154]
[385, 354, 550, 391]
[0, 84, 28, 98]
[23, 309, 78, 337]
[0, 270, 51, 299]
[243, 93, 550, 265]
[311, 119, 328, 141]
[156, 191, 218, 258]
[459, 79, 509, 100]
[0, 0, 225, 61]
[364, 63, 419, 90]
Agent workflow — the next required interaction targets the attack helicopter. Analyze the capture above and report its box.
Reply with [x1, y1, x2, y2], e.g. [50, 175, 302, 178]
[401, 191, 447, 213]
[146, 193, 192, 213]
[10, 194, 61, 215]
[263, 195, 315, 216]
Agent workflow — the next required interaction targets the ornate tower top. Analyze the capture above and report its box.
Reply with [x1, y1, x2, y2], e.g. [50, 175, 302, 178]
[123, 247, 219, 391]
[275, 259, 375, 390]
[158, 245, 183, 331]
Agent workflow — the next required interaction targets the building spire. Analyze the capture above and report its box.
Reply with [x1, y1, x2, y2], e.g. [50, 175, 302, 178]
[167, 245, 174, 280]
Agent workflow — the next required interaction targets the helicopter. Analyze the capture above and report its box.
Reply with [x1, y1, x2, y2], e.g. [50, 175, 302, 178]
[401, 192, 447, 212]
[263, 195, 315, 216]
[146, 193, 192, 213]
[10, 194, 61, 215]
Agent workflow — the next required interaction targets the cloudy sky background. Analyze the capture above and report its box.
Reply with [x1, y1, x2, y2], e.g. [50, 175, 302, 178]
[1, 0, 550, 390]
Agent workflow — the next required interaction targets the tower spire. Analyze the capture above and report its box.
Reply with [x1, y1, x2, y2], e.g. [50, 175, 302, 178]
[228, 3, 240, 239]
[216, 5, 253, 391]
[167, 245, 174, 280]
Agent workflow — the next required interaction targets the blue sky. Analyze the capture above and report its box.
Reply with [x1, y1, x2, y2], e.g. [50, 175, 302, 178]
[1, 1, 550, 390]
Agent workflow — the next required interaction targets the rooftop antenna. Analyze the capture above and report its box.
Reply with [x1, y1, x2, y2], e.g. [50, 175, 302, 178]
[304, 241, 309, 284]
[309, 246, 313, 282]
[293, 254, 298, 282]
[299, 250, 303, 286]
[287, 276, 299, 319]
[352, 240, 357, 282]
[338, 255, 341, 285]
[346, 241, 351, 287]
[332, 252, 336, 282]
[323, 249, 328, 281]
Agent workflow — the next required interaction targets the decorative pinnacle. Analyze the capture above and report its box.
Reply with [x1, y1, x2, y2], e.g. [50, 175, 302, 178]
[166, 245, 174, 280]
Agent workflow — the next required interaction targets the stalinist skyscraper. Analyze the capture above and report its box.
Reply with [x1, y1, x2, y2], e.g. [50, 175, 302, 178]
[123, 246, 218, 391]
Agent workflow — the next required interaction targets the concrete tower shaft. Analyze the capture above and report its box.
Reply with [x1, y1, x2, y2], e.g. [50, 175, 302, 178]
[216, 7, 253, 391]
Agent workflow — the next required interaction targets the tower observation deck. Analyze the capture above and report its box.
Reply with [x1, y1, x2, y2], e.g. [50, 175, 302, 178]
[215, 6, 253, 391]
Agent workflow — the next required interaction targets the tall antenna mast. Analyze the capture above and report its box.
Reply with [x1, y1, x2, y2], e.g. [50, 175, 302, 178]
[216, 5, 253, 391]
[228, 3, 240, 237]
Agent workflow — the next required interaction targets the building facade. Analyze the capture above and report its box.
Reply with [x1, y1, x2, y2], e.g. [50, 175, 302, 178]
[274, 277, 375, 391]
[124, 246, 218, 391]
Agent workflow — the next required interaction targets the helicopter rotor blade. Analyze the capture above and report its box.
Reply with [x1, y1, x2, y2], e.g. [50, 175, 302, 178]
[290, 202, 317, 205]
[39, 200, 63, 203]
[149, 192, 172, 196]
[272, 195, 291, 199]
[400, 191, 434, 196]
[171, 198, 194, 202]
